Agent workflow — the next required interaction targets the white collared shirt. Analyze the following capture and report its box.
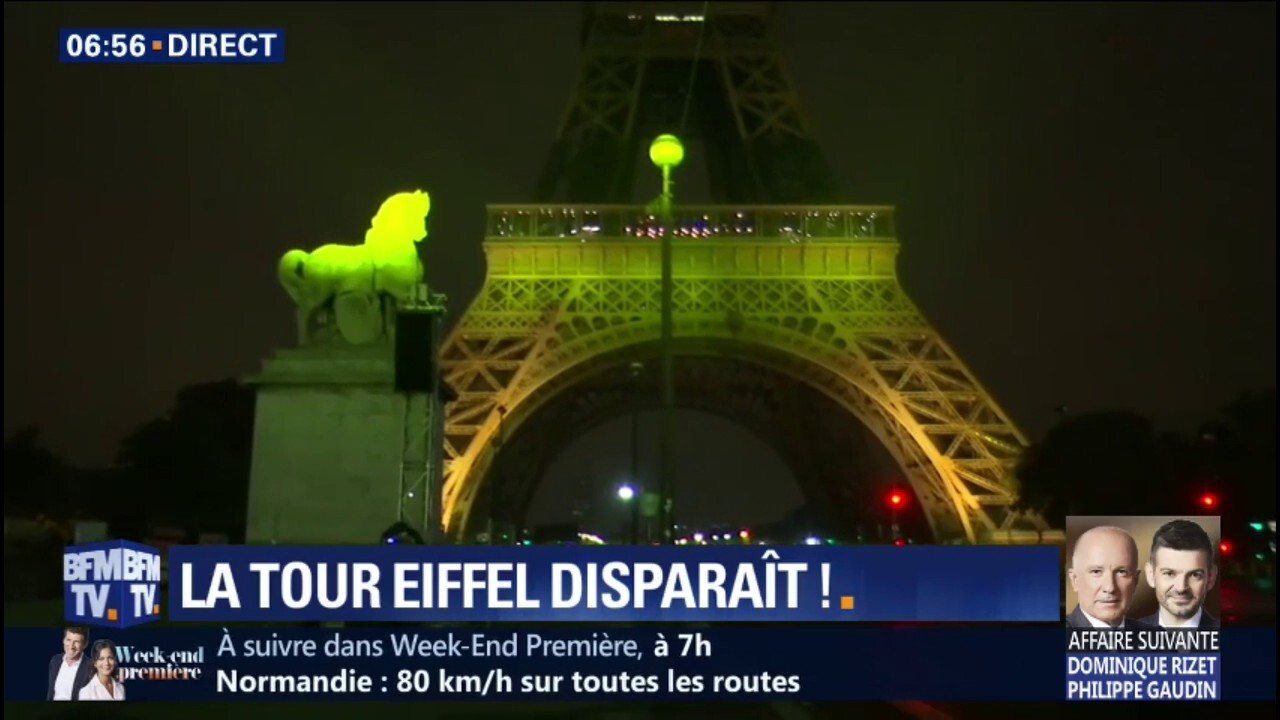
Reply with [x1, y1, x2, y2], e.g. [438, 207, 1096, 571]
[1161, 608, 1203, 628]
[52, 656, 82, 700]
[79, 677, 125, 701]
[1080, 607, 1125, 629]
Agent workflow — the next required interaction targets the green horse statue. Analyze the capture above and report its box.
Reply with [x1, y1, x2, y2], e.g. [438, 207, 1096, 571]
[278, 190, 431, 344]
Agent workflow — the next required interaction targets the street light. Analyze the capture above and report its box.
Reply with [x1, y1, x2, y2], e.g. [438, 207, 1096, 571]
[650, 134, 685, 172]
[649, 133, 683, 546]
[617, 484, 639, 545]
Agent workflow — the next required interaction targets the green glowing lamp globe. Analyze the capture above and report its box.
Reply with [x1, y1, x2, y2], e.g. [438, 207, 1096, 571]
[649, 134, 684, 169]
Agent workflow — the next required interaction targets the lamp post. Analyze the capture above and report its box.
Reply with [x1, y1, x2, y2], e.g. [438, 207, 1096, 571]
[628, 361, 644, 542]
[648, 134, 683, 545]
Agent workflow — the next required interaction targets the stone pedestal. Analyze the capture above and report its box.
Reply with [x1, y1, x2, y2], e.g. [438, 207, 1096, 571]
[244, 345, 444, 545]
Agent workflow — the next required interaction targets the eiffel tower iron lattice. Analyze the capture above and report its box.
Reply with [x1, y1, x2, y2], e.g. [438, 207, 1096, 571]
[438, 2, 1058, 545]
[535, 2, 837, 204]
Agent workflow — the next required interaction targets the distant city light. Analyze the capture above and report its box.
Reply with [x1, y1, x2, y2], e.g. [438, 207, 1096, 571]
[665, 528, 762, 545]
[804, 536, 821, 546]
[617, 485, 636, 501]
[887, 490, 907, 508]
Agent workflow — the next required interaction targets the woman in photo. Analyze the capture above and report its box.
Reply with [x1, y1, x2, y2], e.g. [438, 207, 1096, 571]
[78, 639, 125, 701]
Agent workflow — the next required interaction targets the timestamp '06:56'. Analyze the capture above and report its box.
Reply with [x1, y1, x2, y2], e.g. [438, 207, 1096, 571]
[65, 33, 148, 59]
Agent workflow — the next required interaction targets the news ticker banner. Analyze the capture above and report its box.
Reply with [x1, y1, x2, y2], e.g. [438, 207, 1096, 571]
[4, 627, 1275, 703]
[60, 29, 284, 64]
[137, 544, 1061, 623]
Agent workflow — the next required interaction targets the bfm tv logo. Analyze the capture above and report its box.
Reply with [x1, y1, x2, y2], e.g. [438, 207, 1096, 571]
[64, 540, 162, 628]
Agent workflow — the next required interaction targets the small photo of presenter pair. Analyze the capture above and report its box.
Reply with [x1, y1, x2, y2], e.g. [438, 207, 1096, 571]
[1065, 515, 1221, 630]
[47, 626, 125, 701]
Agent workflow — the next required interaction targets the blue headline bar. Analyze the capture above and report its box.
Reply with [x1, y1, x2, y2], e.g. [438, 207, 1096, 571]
[167, 545, 1061, 622]
[59, 28, 285, 64]
[3, 627, 1273, 702]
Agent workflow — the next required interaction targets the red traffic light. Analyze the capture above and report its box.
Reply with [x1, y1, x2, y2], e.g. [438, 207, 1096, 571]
[1199, 493, 1218, 509]
[887, 490, 908, 509]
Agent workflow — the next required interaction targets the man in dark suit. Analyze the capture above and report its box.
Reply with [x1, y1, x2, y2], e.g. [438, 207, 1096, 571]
[47, 625, 95, 701]
[1142, 519, 1221, 629]
[1066, 526, 1152, 628]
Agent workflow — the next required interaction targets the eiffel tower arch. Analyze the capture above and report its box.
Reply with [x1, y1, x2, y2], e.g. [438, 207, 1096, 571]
[478, 349, 893, 542]
[439, 2, 1059, 545]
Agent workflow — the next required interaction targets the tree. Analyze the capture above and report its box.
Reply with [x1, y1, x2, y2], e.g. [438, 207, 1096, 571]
[1197, 388, 1276, 519]
[1014, 410, 1181, 523]
[3, 427, 67, 515]
[115, 379, 256, 537]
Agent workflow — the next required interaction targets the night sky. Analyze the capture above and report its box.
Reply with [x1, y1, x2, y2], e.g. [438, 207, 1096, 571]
[4, 3, 1275, 530]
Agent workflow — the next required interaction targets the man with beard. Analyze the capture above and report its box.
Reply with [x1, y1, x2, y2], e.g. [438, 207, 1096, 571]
[1142, 520, 1220, 628]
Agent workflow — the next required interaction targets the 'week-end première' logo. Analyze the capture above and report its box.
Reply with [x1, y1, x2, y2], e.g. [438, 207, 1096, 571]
[64, 540, 162, 628]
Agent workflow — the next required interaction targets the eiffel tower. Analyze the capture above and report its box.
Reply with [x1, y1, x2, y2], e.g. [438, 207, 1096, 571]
[438, 2, 1059, 545]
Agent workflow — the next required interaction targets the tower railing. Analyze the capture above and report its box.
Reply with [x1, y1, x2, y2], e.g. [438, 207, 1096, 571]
[486, 205, 897, 242]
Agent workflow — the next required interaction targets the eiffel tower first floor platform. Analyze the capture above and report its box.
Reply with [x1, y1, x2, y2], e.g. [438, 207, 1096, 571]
[433, 203, 1064, 546]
